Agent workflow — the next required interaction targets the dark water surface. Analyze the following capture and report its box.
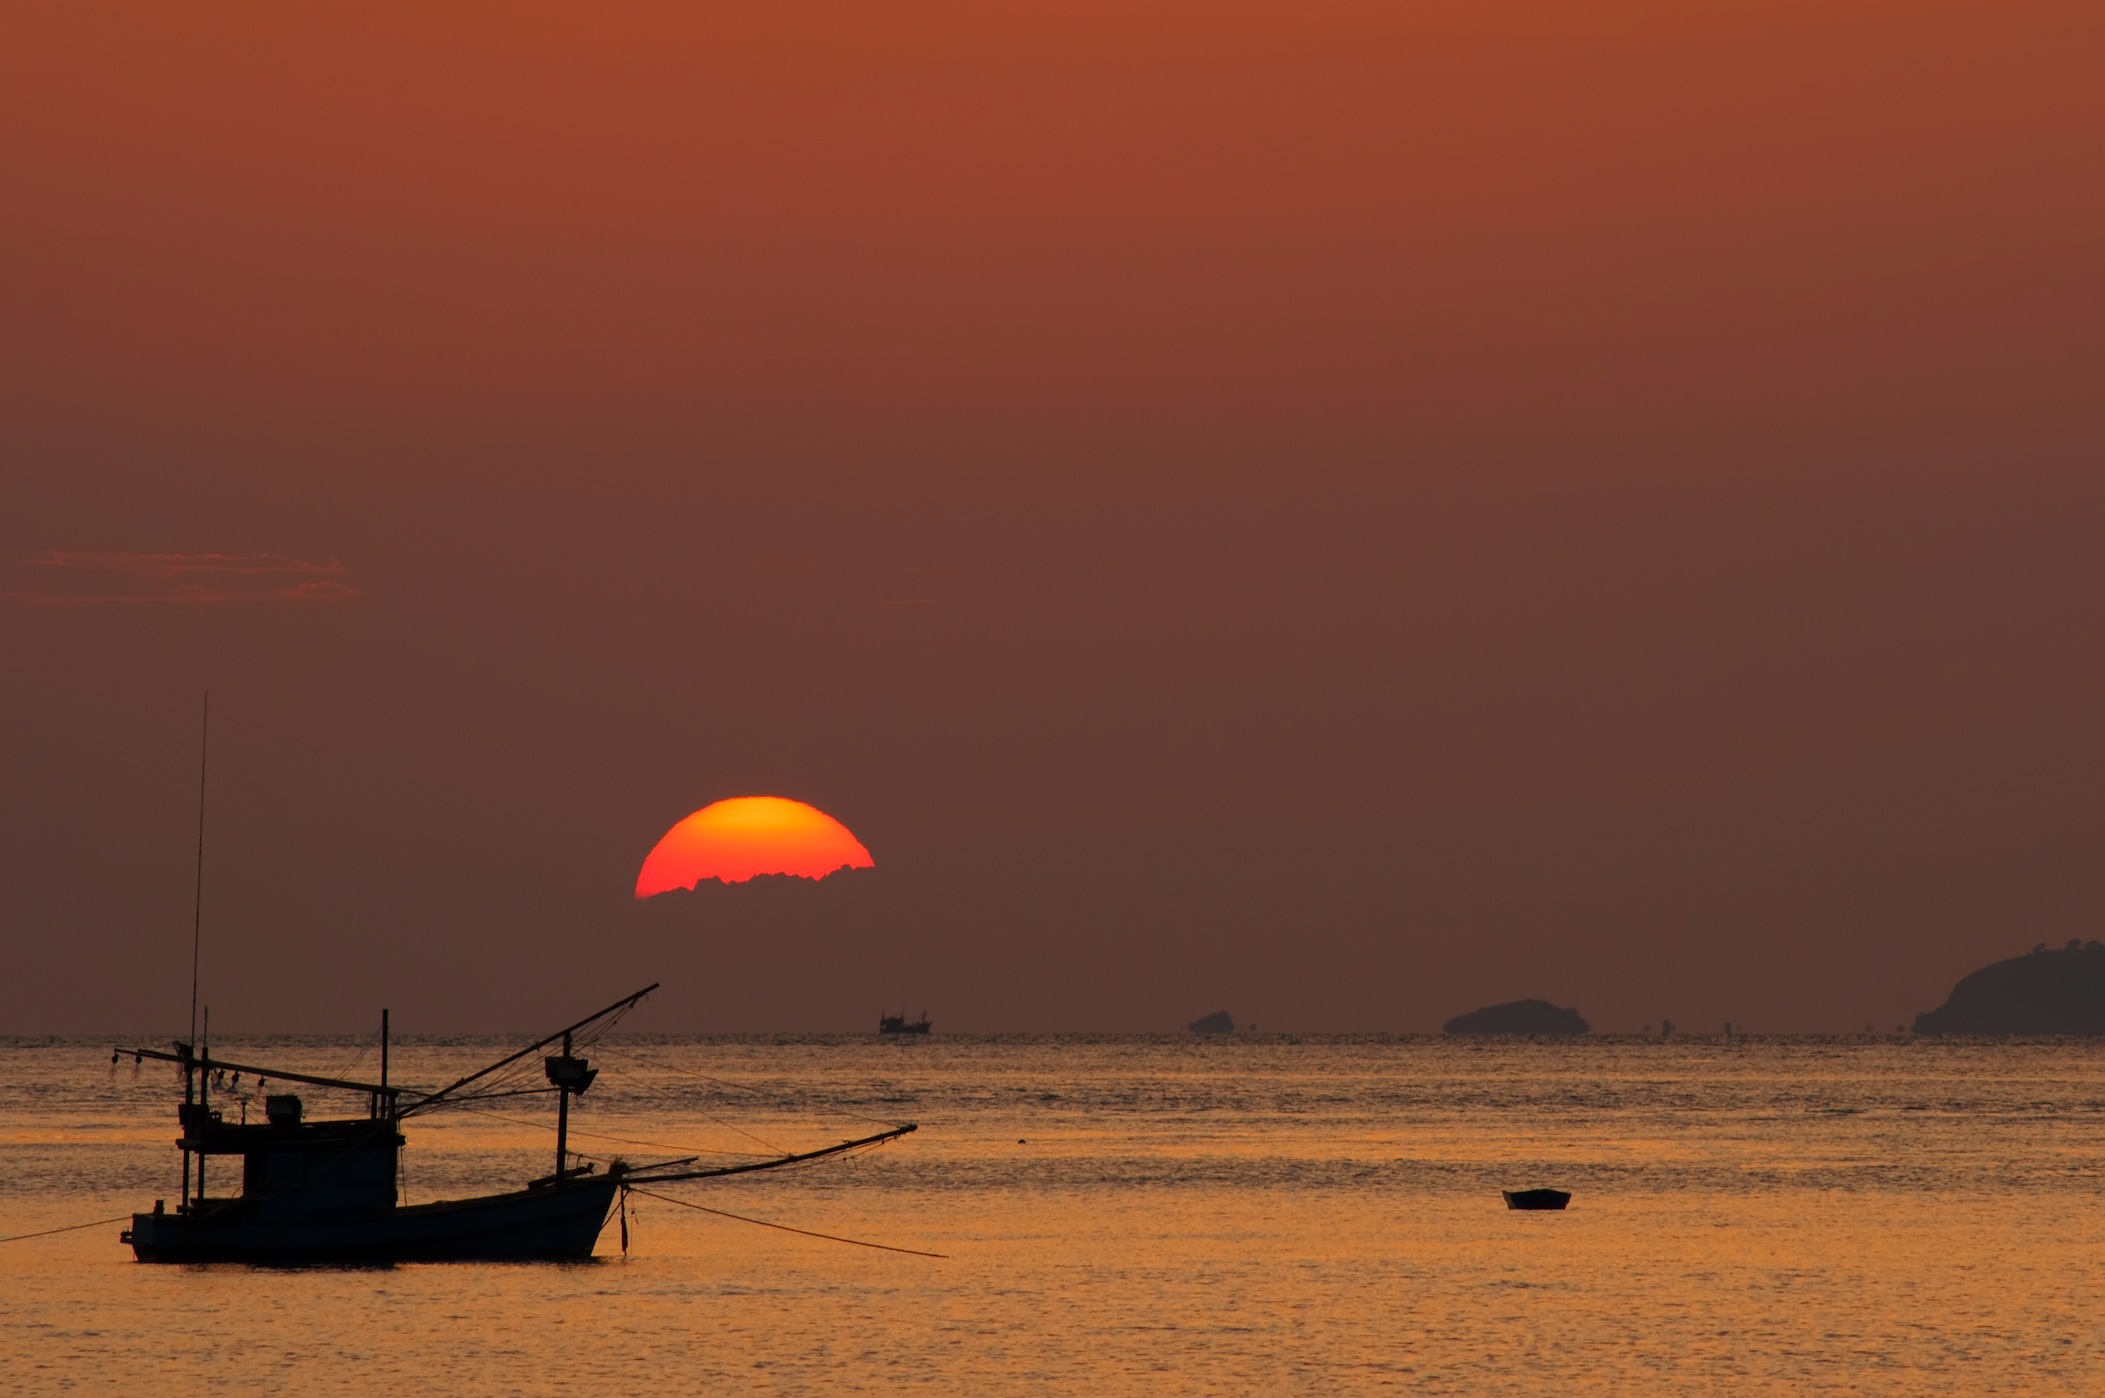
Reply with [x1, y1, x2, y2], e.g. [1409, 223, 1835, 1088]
[3, 1035, 2102, 1393]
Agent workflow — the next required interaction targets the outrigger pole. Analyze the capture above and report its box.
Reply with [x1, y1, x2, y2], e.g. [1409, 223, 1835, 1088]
[619, 1124, 917, 1185]
[124, 1045, 399, 1102]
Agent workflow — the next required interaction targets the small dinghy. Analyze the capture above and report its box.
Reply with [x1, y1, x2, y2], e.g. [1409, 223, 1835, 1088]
[1502, 1188, 1571, 1211]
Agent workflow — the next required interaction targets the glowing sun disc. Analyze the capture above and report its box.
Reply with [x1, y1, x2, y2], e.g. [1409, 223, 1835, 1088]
[635, 796, 873, 897]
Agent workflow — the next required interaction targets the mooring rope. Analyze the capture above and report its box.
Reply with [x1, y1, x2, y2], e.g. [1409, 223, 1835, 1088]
[0, 1214, 133, 1245]
[626, 1187, 946, 1258]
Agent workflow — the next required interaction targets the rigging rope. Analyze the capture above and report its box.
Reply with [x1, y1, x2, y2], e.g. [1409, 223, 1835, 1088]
[323, 1038, 373, 1081]
[600, 1062, 794, 1154]
[617, 1054, 911, 1133]
[397, 992, 650, 1119]
[446, 1098, 777, 1162]
[626, 1187, 945, 1258]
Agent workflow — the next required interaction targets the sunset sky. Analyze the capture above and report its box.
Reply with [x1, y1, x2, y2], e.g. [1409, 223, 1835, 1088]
[4, 0, 2101, 1033]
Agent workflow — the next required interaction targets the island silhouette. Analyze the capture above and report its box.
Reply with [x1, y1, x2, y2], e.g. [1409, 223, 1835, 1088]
[1442, 999, 1589, 1036]
[1187, 1010, 1235, 1034]
[1913, 940, 2105, 1035]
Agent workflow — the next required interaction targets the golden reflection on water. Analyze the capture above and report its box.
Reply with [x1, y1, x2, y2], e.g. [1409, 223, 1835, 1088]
[3, 1036, 2102, 1393]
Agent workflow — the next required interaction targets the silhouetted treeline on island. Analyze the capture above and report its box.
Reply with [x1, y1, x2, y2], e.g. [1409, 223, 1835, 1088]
[643, 868, 875, 894]
[1914, 941, 2105, 1035]
[1443, 999, 1589, 1036]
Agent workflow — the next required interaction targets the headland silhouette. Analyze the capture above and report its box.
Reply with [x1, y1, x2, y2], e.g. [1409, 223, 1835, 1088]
[1913, 941, 2105, 1035]
[1443, 999, 1590, 1036]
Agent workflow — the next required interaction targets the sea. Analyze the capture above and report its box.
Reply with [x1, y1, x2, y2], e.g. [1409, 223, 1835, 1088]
[2, 1034, 2102, 1394]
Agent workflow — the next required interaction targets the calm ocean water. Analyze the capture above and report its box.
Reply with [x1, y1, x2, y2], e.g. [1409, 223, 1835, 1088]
[2, 1034, 2102, 1394]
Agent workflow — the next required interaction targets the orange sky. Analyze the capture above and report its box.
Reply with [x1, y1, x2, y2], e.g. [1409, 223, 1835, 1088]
[3, 1, 2102, 1031]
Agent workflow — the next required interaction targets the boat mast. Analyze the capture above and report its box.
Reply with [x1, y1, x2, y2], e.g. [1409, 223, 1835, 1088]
[196, 1006, 209, 1208]
[554, 1030, 572, 1184]
[181, 693, 208, 1213]
[188, 692, 208, 1051]
[179, 1047, 192, 1212]
[378, 1008, 390, 1119]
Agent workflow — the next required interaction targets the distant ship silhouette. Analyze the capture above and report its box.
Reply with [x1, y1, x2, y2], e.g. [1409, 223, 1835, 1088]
[879, 1010, 932, 1035]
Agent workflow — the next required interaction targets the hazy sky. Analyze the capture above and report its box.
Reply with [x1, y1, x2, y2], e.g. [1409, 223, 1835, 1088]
[5, 1, 2102, 1034]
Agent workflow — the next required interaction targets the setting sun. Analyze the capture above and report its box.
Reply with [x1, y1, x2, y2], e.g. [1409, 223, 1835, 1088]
[634, 796, 873, 897]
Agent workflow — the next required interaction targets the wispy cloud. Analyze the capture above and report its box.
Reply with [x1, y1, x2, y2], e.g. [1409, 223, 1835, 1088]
[2, 551, 358, 606]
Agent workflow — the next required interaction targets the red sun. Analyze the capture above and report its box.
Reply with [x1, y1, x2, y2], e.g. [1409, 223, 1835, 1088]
[634, 796, 874, 898]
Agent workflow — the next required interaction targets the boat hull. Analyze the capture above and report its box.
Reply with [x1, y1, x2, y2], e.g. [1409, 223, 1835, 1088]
[127, 1177, 621, 1264]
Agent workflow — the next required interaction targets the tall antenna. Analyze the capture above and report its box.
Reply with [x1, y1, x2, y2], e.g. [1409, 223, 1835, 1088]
[188, 692, 209, 1048]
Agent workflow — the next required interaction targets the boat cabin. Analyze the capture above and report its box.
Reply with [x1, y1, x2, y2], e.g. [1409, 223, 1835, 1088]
[179, 1093, 403, 1221]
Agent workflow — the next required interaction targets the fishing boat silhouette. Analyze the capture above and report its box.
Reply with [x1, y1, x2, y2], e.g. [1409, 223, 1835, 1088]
[116, 985, 915, 1264]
